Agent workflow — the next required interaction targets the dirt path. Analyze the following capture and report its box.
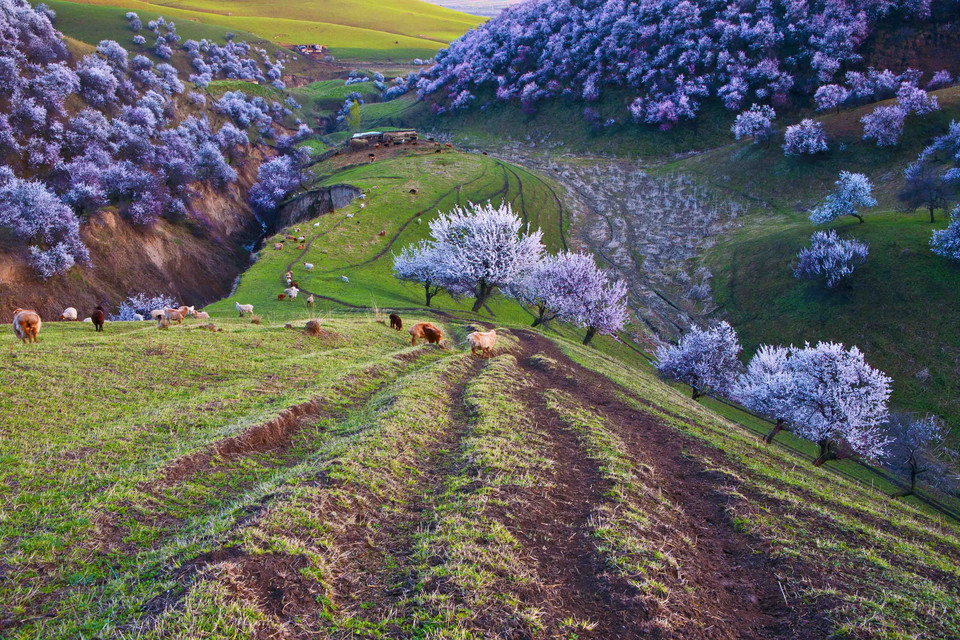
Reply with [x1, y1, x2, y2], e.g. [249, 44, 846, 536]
[510, 329, 830, 639]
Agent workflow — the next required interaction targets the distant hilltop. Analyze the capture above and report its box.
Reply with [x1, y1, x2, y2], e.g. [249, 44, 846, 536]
[420, 0, 522, 17]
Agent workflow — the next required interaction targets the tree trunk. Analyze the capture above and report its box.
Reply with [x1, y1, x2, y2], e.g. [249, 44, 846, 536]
[929, 204, 936, 224]
[813, 440, 834, 466]
[472, 281, 492, 313]
[763, 419, 784, 445]
[854, 213, 864, 223]
[691, 387, 702, 400]
[424, 283, 434, 307]
[582, 326, 597, 345]
[907, 462, 918, 496]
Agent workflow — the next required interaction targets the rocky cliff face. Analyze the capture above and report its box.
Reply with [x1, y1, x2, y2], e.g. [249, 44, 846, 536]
[276, 184, 362, 228]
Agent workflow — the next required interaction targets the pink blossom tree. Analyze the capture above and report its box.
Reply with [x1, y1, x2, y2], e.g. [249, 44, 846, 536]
[655, 321, 743, 399]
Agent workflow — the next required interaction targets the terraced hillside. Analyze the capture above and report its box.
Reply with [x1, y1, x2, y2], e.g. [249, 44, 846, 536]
[49, 0, 481, 59]
[1, 316, 958, 639]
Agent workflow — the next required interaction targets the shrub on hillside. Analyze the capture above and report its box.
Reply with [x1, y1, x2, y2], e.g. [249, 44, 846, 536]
[111, 292, 177, 320]
[861, 104, 906, 147]
[794, 230, 869, 288]
[731, 104, 776, 143]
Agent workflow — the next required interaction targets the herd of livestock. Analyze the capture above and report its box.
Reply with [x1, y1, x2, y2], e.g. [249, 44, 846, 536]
[10, 306, 499, 358]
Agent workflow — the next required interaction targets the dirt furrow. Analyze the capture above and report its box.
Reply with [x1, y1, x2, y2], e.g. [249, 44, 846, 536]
[511, 329, 829, 639]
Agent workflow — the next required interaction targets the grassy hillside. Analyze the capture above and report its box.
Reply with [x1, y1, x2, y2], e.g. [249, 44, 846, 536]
[1, 315, 958, 638]
[49, 0, 481, 60]
[207, 148, 572, 324]
[654, 87, 960, 434]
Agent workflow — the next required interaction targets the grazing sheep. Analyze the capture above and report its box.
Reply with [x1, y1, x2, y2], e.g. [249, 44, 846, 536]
[297, 236, 306, 243]
[409, 321, 443, 346]
[303, 262, 314, 271]
[377, 230, 386, 237]
[295, 228, 301, 233]
[195, 311, 210, 320]
[287, 235, 297, 241]
[359, 203, 366, 209]
[346, 213, 354, 219]
[164, 308, 185, 324]
[60, 307, 78, 321]
[435, 148, 442, 154]
[341, 275, 349, 283]
[83, 317, 92, 323]
[467, 329, 497, 359]
[150, 309, 165, 321]
[92, 306, 105, 332]
[278, 293, 287, 301]
[285, 286, 299, 300]
[157, 316, 171, 330]
[445, 143, 453, 148]
[133, 313, 145, 321]
[177, 306, 192, 318]
[409, 188, 418, 194]
[313, 222, 321, 227]
[306, 295, 314, 307]
[12, 309, 41, 343]
[297, 244, 306, 250]
[185, 306, 197, 317]
[274, 243, 283, 250]
[389, 313, 402, 331]
[235, 302, 254, 317]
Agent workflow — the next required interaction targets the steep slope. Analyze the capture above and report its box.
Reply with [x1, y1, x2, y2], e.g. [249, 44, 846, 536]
[0, 317, 956, 639]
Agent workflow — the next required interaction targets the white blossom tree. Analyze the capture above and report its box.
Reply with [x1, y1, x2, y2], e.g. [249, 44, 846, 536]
[783, 119, 828, 156]
[510, 251, 629, 343]
[788, 342, 892, 466]
[428, 201, 544, 312]
[655, 321, 743, 399]
[794, 230, 869, 288]
[734, 344, 798, 443]
[393, 239, 446, 306]
[930, 205, 960, 261]
[809, 171, 877, 224]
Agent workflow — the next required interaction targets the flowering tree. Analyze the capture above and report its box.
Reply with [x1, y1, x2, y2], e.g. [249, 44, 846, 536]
[731, 104, 776, 143]
[810, 171, 877, 224]
[655, 321, 743, 399]
[930, 205, 960, 261]
[734, 344, 798, 443]
[884, 414, 954, 495]
[249, 156, 301, 213]
[814, 84, 849, 112]
[783, 119, 828, 156]
[392, 240, 446, 306]
[896, 83, 939, 116]
[111, 291, 177, 320]
[861, 105, 906, 147]
[427, 201, 544, 312]
[0, 175, 89, 277]
[794, 230, 869, 288]
[788, 342, 892, 466]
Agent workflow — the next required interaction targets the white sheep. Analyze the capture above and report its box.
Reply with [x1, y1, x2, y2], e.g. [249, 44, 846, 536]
[306, 294, 314, 307]
[195, 311, 210, 319]
[82, 317, 92, 323]
[313, 222, 321, 227]
[297, 236, 306, 243]
[359, 203, 366, 209]
[346, 213, 354, 219]
[284, 286, 299, 300]
[235, 301, 254, 316]
[150, 309, 165, 321]
[341, 275, 349, 283]
[133, 313, 145, 321]
[303, 262, 314, 271]
[60, 307, 78, 321]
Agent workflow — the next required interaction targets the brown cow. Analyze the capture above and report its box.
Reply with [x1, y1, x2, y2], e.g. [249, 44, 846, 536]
[466, 329, 497, 359]
[409, 321, 443, 346]
[389, 313, 402, 331]
[12, 308, 41, 343]
[92, 306, 105, 332]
